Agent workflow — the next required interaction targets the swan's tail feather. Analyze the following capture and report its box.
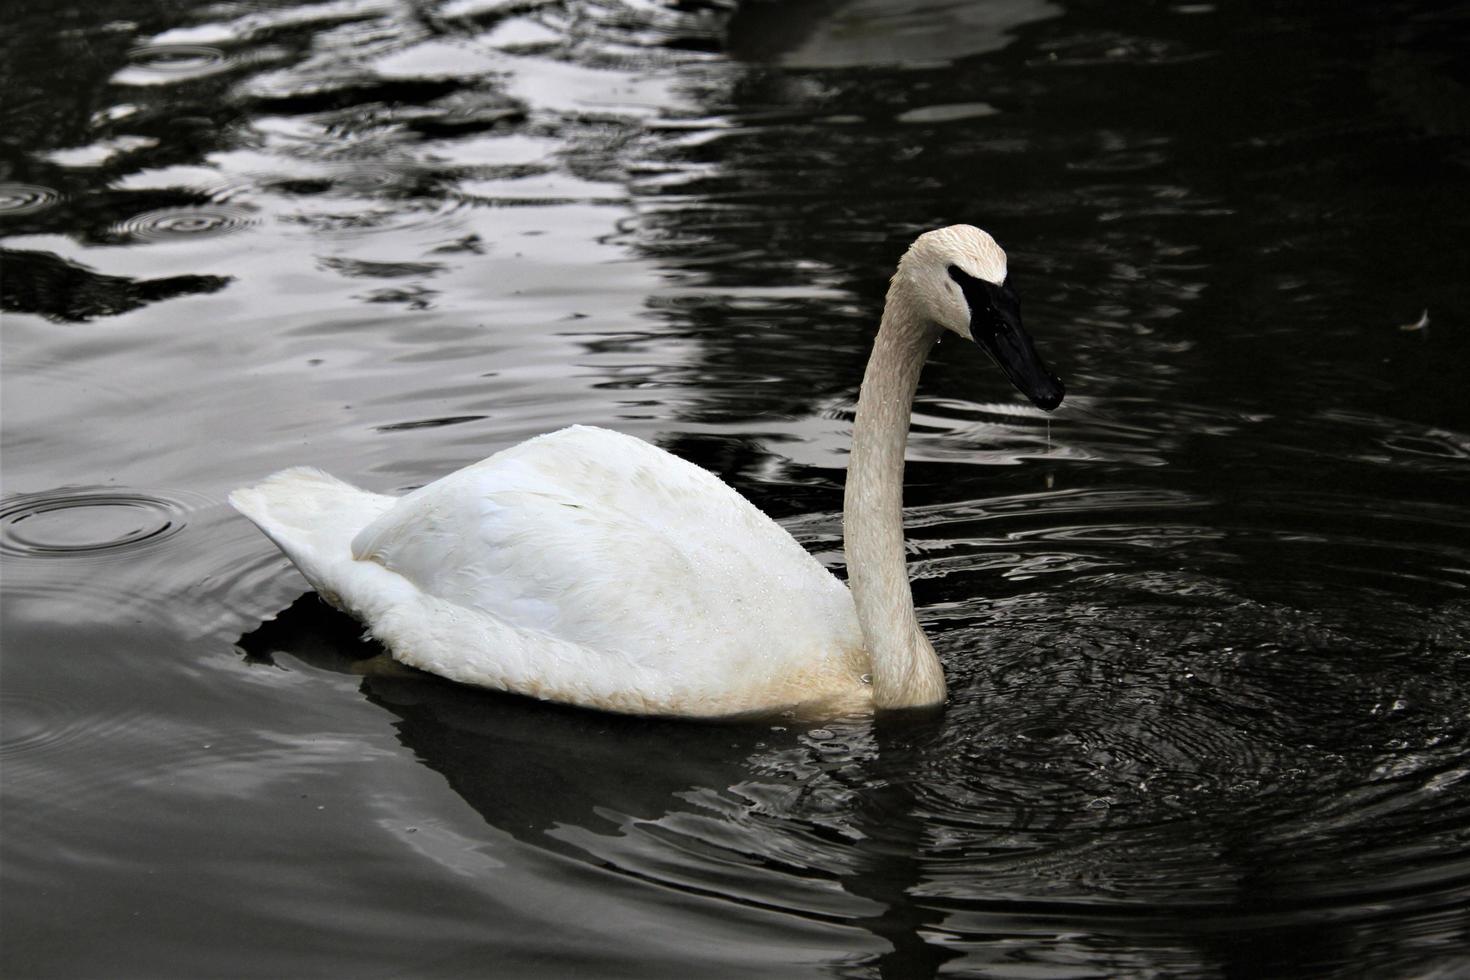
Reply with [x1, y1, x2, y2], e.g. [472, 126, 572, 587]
[229, 467, 395, 599]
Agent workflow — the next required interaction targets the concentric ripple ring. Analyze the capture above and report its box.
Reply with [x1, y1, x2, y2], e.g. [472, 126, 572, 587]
[125, 44, 229, 76]
[0, 183, 61, 215]
[0, 489, 189, 560]
[113, 203, 257, 242]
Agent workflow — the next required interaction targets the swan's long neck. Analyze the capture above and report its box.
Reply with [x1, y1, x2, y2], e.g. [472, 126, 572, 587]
[844, 280, 947, 709]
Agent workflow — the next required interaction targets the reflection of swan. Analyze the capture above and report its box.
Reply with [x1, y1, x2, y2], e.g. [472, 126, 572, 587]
[231, 226, 1063, 718]
[239, 596, 949, 970]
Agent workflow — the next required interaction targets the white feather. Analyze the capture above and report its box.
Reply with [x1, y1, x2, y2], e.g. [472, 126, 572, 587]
[233, 427, 867, 717]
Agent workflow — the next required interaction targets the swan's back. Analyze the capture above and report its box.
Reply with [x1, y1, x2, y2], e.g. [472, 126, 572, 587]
[235, 426, 868, 716]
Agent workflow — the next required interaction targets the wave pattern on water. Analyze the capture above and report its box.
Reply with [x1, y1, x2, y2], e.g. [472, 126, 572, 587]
[0, 183, 62, 215]
[111, 203, 260, 242]
[0, 488, 200, 561]
[115, 44, 235, 85]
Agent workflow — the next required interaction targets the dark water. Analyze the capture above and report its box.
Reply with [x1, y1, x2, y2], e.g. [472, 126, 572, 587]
[4, 1, 1470, 976]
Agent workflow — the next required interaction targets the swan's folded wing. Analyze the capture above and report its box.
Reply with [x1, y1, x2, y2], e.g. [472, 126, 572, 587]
[347, 426, 860, 675]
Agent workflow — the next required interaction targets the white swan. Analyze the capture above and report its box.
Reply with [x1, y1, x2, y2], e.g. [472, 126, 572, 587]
[231, 225, 1063, 718]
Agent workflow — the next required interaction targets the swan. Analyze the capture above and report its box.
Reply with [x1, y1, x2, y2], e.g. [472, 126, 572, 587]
[230, 225, 1064, 718]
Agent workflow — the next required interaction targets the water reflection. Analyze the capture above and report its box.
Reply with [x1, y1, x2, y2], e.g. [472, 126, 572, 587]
[726, 0, 1062, 68]
[0, 247, 232, 321]
[239, 600, 1003, 975]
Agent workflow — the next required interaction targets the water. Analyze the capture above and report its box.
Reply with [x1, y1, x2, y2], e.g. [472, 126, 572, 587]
[3, 1, 1469, 976]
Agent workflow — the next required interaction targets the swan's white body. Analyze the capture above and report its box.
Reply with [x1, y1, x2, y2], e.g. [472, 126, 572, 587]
[232, 426, 870, 716]
[232, 225, 1062, 718]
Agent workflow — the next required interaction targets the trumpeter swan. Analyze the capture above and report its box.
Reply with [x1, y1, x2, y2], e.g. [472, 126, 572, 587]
[231, 225, 1064, 718]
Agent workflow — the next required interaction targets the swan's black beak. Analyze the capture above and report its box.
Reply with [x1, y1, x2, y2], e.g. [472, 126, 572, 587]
[948, 266, 1065, 411]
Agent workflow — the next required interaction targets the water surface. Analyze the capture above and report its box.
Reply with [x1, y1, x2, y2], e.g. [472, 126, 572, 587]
[3, 1, 1469, 977]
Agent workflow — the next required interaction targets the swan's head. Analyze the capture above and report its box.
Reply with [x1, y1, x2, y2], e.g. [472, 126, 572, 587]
[899, 224, 1065, 411]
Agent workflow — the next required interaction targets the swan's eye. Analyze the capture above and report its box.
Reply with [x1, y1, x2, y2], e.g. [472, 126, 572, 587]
[947, 265, 989, 305]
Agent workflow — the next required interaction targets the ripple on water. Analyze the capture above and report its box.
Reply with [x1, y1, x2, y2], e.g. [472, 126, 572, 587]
[0, 691, 77, 760]
[114, 44, 233, 85]
[262, 165, 430, 199]
[331, 167, 423, 195]
[0, 183, 62, 215]
[110, 203, 258, 242]
[0, 488, 194, 561]
[907, 567, 1470, 891]
[0, 688, 149, 766]
[265, 166, 470, 239]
